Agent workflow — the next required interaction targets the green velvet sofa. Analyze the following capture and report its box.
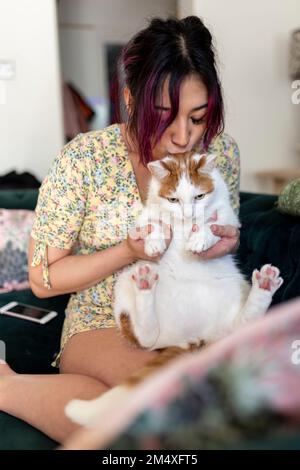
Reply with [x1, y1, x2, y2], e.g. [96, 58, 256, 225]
[0, 188, 299, 450]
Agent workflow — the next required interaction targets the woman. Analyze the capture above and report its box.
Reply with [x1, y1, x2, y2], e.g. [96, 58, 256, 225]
[0, 16, 240, 444]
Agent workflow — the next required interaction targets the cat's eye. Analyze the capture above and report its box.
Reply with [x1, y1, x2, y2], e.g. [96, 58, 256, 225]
[167, 197, 179, 203]
[194, 194, 205, 200]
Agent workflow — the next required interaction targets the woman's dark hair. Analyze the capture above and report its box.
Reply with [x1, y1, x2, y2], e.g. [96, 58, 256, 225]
[114, 16, 224, 165]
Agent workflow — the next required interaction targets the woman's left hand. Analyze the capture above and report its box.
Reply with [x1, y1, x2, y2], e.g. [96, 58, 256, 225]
[196, 224, 240, 260]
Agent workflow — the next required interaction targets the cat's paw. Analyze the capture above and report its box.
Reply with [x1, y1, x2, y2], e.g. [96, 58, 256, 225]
[185, 224, 219, 253]
[201, 225, 220, 251]
[65, 399, 95, 426]
[185, 231, 204, 253]
[144, 231, 166, 257]
[252, 264, 283, 294]
[132, 264, 159, 290]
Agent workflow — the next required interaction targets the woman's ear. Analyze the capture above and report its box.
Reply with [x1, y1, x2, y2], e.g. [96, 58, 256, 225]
[123, 87, 133, 114]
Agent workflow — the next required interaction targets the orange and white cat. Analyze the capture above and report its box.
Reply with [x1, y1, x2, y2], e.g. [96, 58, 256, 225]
[65, 151, 283, 427]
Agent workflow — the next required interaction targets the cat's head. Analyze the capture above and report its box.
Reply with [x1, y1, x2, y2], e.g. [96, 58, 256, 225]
[147, 151, 217, 219]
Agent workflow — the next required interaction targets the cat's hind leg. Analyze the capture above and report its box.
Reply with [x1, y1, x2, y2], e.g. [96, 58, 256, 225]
[115, 264, 160, 349]
[237, 264, 283, 325]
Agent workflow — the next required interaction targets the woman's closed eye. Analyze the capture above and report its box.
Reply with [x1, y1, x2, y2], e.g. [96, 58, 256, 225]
[191, 116, 206, 125]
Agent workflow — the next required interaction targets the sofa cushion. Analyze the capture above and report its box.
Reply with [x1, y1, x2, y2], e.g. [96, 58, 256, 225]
[0, 209, 35, 293]
[0, 189, 39, 211]
[237, 192, 300, 305]
[0, 290, 69, 374]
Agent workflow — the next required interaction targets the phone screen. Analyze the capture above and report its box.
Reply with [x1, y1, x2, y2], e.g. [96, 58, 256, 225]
[5, 304, 51, 320]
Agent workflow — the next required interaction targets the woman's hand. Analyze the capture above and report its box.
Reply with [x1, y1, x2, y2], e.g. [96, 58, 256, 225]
[196, 224, 240, 260]
[122, 221, 172, 262]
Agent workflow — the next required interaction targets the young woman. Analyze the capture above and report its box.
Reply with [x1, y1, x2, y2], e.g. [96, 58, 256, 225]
[0, 16, 240, 444]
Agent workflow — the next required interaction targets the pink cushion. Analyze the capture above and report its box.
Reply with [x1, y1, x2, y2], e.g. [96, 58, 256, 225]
[0, 209, 35, 293]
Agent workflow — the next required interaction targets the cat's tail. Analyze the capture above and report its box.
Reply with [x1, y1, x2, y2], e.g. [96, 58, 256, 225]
[125, 342, 207, 387]
[64, 342, 207, 428]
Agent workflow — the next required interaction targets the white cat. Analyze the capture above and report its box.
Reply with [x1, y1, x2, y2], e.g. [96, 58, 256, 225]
[65, 151, 283, 427]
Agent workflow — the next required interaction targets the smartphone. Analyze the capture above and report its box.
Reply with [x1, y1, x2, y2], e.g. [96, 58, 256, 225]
[0, 301, 58, 324]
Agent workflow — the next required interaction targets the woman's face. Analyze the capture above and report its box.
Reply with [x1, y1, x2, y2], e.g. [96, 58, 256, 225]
[152, 74, 208, 160]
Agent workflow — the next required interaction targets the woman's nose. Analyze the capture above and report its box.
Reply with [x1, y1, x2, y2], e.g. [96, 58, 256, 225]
[171, 120, 190, 149]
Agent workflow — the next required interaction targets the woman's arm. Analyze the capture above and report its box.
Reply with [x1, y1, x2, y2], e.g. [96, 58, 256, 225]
[28, 238, 135, 299]
[29, 222, 171, 299]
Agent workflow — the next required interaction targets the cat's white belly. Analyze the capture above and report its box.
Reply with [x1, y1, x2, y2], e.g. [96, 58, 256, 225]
[151, 277, 240, 348]
[113, 207, 251, 350]
[114, 253, 250, 350]
[146, 258, 249, 349]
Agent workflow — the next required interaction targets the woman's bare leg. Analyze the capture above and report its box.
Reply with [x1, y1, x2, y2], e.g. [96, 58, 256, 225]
[59, 328, 159, 387]
[0, 363, 108, 443]
[0, 328, 158, 444]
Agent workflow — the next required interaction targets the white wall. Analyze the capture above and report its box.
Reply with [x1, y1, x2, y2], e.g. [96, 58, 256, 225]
[179, 0, 300, 193]
[2, 0, 296, 190]
[58, 0, 177, 130]
[0, 0, 64, 181]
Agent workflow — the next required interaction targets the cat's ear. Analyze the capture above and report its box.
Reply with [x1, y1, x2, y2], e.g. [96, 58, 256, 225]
[147, 161, 171, 180]
[193, 153, 217, 173]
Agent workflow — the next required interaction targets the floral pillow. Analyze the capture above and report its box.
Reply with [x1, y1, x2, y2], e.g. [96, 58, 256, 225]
[0, 209, 35, 293]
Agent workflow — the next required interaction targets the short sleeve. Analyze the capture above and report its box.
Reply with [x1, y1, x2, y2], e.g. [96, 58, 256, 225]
[30, 134, 91, 289]
[207, 133, 241, 215]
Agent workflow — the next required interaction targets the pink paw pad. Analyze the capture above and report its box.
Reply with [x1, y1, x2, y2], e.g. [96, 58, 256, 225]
[207, 210, 218, 223]
[253, 264, 283, 293]
[132, 265, 159, 290]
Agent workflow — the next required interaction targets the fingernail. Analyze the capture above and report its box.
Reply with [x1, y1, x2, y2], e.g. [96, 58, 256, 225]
[0, 359, 6, 364]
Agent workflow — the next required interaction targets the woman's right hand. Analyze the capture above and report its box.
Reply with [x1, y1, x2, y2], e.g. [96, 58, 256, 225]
[122, 222, 172, 262]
